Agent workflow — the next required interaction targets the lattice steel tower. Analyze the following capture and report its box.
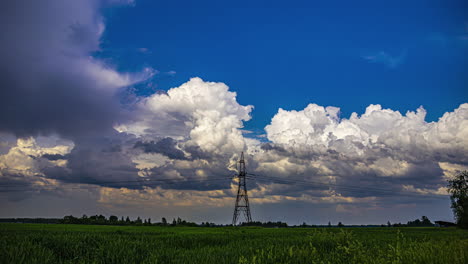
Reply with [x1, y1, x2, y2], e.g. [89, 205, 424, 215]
[232, 152, 252, 226]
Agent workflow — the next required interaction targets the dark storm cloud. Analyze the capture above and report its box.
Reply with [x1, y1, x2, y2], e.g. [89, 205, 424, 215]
[40, 131, 142, 187]
[0, 0, 136, 139]
[184, 145, 216, 161]
[260, 143, 286, 152]
[146, 164, 234, 191]
[0, 172, 34, 190]
[33, 130, 231, 192]
[41, 154, 67, 161]
[134, 138, 186, 160]
[0, 170, 55, 202]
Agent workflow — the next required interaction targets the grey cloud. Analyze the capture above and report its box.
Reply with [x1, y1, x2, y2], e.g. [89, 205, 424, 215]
[40, 132, 140, 188]
[41, 154, 67, 161]
[0, 0, 136, 139]
[260, 143, 286, 152]
[0, 170, 55, 202]
[146, 163, 235, 191]
[252, 144, 444, 199]
[183, 145, 215, 161]
[36, 132, 235, 192]
[134, 138, 186, 160]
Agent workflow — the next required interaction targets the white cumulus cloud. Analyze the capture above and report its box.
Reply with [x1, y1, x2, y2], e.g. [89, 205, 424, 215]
[117, 77, 253, 155]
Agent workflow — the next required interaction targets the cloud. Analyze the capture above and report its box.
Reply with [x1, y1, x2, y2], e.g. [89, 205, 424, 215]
[116, 77, 253, 156]
[15, 99, 461, 205]
[265, 103, 468, 160]
[134, 138, 186, 160]
[256, 103, 468, 200]
[363, 51, 406, 68]
[1, 77, 255, 195]
[138, 47, 151, 54]
[0, 0, 151, 139]
[0, 136, 74, 200]
[0, 88, 466, 223]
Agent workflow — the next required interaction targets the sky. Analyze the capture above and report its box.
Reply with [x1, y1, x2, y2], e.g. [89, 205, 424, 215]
[0, 0, 467, 225]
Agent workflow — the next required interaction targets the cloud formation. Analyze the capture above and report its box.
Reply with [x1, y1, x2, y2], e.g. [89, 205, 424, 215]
[116, 77, 253, 156]
[265, 103, 468, 161]
[1, 79, 466, 222]
[0, 0, 151, 138]
[257, 103, 468, 199]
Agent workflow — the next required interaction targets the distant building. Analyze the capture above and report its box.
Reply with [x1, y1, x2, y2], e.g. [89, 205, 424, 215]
[434, 221, 456, 227]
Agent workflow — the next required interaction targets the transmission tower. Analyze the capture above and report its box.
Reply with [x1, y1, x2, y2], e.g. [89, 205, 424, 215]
[232, 152, 252, 226]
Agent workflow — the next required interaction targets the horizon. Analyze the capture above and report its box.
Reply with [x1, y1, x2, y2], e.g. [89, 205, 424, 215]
[0, 215, 445, 227]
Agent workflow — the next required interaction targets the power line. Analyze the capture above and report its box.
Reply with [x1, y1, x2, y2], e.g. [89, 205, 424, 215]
[0, 177, 230, 193]
[0, 167, 450, 200]
[0, 176, 231, 187]
[250, 173, 449, 200]
[248, 173, 403, 193]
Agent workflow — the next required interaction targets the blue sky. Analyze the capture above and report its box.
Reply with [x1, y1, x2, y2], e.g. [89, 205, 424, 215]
[100, 0, 467, 132]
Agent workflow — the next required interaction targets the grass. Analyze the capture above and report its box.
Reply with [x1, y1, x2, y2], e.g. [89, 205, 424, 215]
[1, 223, 467, 263]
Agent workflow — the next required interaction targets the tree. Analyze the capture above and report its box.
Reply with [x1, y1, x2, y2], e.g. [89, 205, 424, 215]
[407, 216, 434, 227]
[136, 217, 142, 225]
[448, 171, 468, 229]
[421, 216, 432, 226]
[328, 221, 331, 227]
[62, 215, 78, 224]
[162, 217, 167, 226]
[338, 222, 344, 227]
[109, 215, 118, 223]
[387, 221, 391, 227]
[81, 215, 88, 224]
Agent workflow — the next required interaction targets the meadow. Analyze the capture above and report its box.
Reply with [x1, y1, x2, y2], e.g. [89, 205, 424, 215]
[1, 223, 467, 264]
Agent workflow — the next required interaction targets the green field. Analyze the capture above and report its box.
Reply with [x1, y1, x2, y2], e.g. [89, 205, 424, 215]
[1, 224, 467, 264]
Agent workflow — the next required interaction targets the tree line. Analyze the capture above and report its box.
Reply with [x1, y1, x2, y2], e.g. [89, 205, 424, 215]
[383, 216, 434, 228]
[0, 215, 449, 228]
[59, 215, 201, 227]
[0, 218, 61, 224]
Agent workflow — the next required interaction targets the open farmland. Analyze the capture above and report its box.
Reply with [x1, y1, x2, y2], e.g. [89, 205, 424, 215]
[1, 223, 467, 264]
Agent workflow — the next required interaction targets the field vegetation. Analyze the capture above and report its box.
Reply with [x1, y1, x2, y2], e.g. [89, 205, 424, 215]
[1, 223, 467, 263]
